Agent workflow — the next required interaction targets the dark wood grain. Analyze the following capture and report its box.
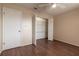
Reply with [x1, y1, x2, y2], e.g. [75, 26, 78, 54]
[1, 39, 79, 56]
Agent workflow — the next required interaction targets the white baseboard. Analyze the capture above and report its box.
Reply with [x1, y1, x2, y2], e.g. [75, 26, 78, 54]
[21, 43, 32, 47]
[48, 39, 53, 41]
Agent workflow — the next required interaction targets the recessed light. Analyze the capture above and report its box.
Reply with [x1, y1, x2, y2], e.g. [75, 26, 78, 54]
[52, 4, 56, 8]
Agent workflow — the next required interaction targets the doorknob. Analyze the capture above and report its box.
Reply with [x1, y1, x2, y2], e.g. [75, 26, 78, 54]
[18, 30, 21, 32]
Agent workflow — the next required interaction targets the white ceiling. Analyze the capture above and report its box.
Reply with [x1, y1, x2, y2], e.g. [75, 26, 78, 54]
[16, 3, 79, 16]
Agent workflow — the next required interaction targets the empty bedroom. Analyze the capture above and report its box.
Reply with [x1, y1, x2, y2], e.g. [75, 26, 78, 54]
[0, 3, 79, 56]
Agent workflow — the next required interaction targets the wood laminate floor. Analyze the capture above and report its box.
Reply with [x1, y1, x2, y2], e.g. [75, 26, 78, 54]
[1, 39, 79, 56]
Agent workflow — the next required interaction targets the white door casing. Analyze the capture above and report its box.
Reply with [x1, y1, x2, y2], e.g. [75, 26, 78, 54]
[48, 17, 53, 41]
[0, 4, 2, 52]
[32, 15, 36, 45]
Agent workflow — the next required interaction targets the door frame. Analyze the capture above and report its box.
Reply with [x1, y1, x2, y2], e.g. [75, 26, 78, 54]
[0, 4, 3, 53]
[32, 15, 36, 46]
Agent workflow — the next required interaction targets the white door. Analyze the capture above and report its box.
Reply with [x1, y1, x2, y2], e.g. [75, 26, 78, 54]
[3, 7, 22, 50]
[35, 17, 46, 39]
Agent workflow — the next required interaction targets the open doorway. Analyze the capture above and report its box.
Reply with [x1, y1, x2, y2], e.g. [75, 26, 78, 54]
[35, 17, 48, 40]
[32, 16, 49, 46]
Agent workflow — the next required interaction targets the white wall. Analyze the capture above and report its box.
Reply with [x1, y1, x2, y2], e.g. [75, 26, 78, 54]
[21, 12, 32, 46]
[54, 8, 79, 46]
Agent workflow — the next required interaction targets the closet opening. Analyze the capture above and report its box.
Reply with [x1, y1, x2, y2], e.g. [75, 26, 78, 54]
[32, 16, 49, 46]
[35, 17, 48, 40]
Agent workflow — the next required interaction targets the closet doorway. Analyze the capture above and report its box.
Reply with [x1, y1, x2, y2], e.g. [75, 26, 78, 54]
[35, 17, 48, 40]
[32, 16, 49, 46]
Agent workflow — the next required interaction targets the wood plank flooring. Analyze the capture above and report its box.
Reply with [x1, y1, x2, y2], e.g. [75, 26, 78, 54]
[1, 39, 79, 56]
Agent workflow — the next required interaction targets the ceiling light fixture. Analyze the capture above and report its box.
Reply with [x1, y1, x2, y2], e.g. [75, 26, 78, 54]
[52, 3, 56, 8]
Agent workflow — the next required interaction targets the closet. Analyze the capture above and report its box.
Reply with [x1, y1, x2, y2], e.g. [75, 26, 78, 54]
[32, 16, 53, 45]
[35, 17, 48, 39]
